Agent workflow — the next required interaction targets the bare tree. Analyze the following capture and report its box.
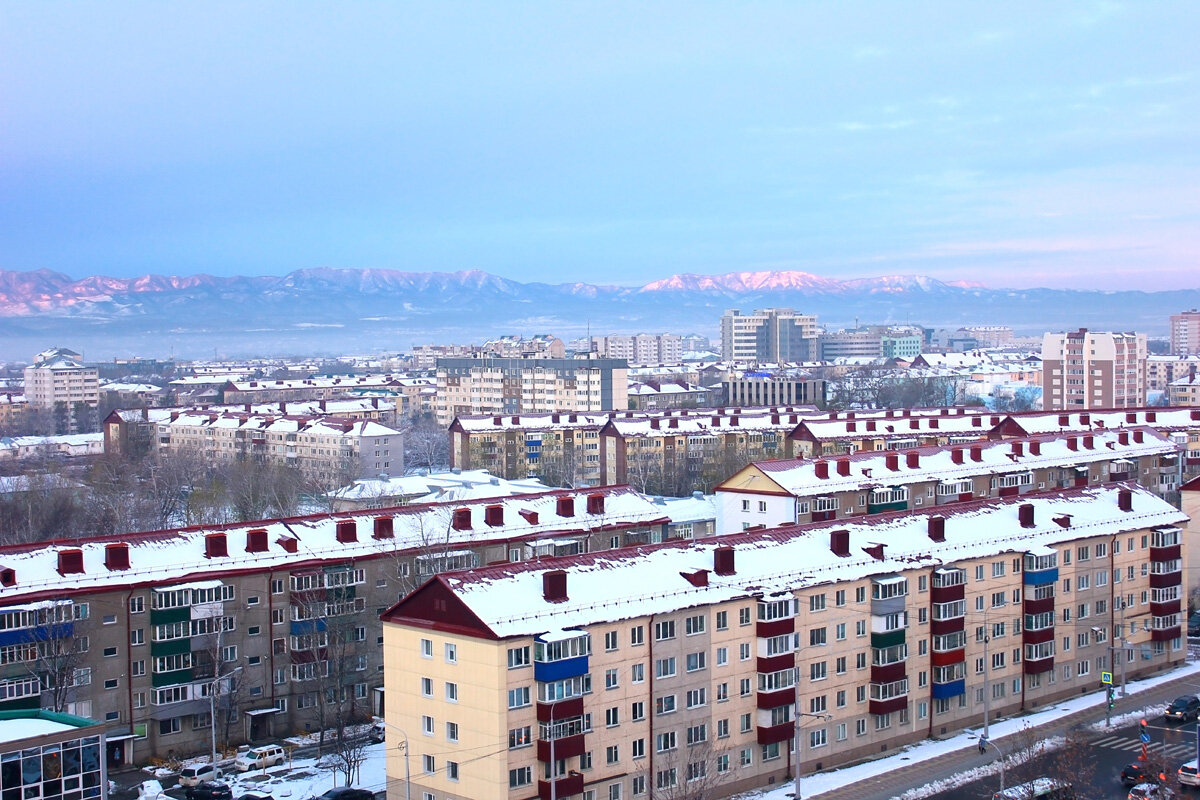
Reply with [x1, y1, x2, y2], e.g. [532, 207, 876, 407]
[533, 437, 583, 488]
[403, 413, 449, 471]
[24, 604, 86, 713]
[651, 737, 736, 800]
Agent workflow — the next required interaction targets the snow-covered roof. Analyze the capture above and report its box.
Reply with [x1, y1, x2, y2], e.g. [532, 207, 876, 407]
[0, 486, 671, 605]
[406, 484, 1184, 639]
[658, 493, 718, 524]
[332, 470, 552, 503]
[1003, 407, 1200, 435]
[721, 428, 1177, 497]
[101, 382, 164, 393]
[224, 374, 406, 392]
[793, 411, 993, 441]
[156, 412, 400, 438]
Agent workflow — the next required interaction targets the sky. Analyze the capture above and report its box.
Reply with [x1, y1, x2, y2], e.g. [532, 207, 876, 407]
[1, 2, 1197, 290]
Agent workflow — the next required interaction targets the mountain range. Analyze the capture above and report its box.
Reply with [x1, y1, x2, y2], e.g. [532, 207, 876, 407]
[0, 267, 1195, 360]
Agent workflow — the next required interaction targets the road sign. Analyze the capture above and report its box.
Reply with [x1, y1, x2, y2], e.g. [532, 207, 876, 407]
[1141, 732, 1151, 743]
[1102, 671, 1113, 685]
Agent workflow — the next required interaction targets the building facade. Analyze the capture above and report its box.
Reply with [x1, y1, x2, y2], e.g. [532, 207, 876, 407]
[382, 485, 1187, 800]
[720, 310, 818, 363]
[435, 358, 628, 427]
[588, 335, 683, 365]
[1041, 329, 1147, 410]
[1170, 310, 1200, 356]
[22, 348, 100, 434]
[722, 374, 826, 409]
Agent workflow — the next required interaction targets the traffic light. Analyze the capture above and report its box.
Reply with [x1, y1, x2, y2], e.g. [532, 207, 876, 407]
[1108, 686, 1115, 710]
[1141, 719, 1149, 729]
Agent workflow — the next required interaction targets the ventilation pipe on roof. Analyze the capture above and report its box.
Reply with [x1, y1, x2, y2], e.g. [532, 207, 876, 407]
[336, 520, 357, 543]
[906, 451, 920, 469]
[814, 461, 829, 479]
[1029, 441, 1041, 455]
[1118, 489, 1133, 512]
[836, 459, 851, 477]
[885, 453, 899, 471]
[951, 448, 964, 465]
[373, 517, 394, 539]
[543, 570, 568, 603]
[0, 568, 14, 587]
[587, 493, 605, 514]
[1018, 503, 1035, 528]
[245, 529, 268, 553]
[557, 497, 575, 517]
[928, 516, 945, 543]
[1133, 430, 1144, 443]
[204, 533, 228, 559]
[863, 543, 885, 560]
[452, 508, 472, 530]
[970, 445, 983, 462]
[485, 505, 504, 526]
[830, 530, 850, 557]
[104, 543, 130, 571]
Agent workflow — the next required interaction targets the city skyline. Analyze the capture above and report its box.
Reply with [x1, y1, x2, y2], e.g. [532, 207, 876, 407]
[2, 2, 1197, 291]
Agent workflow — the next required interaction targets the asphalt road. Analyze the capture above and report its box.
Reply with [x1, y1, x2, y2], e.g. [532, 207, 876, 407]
[931, 715, 1200, 800]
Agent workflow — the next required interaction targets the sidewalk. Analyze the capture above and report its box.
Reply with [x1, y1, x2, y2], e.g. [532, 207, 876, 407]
[752, 661, 1200, 800]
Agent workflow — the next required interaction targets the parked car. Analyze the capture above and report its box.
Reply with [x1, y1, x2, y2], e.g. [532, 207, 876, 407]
[313, 789, 374, 800]
[368, 722, 385, 743]
[139, 780, 169, 800]
[1129, 783, 1175, 800]
[179, 765, 217, 788]
[234, 745, 287, 772]
[239, 792, 276, 800]
[1165, 695, 1200, 722]
[1121, 763, 1150, 787]
[1187, 611, 1200, 637]
[1179, 759, 1200, 787]
[186, 782, 233, 800]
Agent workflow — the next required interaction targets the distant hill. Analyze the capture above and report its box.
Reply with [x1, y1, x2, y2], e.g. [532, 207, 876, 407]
[0, 267, 1195, 360]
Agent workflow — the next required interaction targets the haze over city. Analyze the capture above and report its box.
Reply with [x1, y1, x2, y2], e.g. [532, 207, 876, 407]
[3, 2, 1198, 291]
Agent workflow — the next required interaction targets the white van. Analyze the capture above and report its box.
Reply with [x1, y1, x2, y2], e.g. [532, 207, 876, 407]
[993, 778, 1074, 800]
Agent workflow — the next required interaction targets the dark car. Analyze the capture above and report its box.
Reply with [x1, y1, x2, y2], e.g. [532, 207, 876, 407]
[314, 790, 374, 800]
[1122, 763, 1149, 787]
[1165, 695, 1200, 722]
[186, 783, 233, 800]
[239, 792, 276, 800]
[1187, 611, 1200, 637]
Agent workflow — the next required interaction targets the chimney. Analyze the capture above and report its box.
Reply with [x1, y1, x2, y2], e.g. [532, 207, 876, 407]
[669, 418, 678, 429]
[205, 532, 228, 559]
[771, 414, 780, 424]
[452, 508, 472, 530]
[906, 451, 920, 469]
[682, 570, 709, 587]
[836, 458, 851, 477]
[543, 570, 568, 603]
[373, 517, 394, 539]
[1146, 411, 1157, 423]
[711, 416, 721, 427]
[1079, 413, 1091, 425]
[1058, 414, 1069, 426]
[1083, 435, 1094, 449]
[929, 418, 939, 429]
[246, 528, 268, 553]
[731, 416, 740, 426]
[885, 452, 899, 471]
[1133, 430, 1144, 443]
[972, 417, 982, 428]
[814, 460, 829, 479]
[569, 413, 577, 422]
[714, 545, 736, 575]
[511, 416, 520, 425]
[104, 543, 130, 571]
[928, 516, 945, 543]
[557, 496, 575, 517]
[1011, 442, 1023, 457]
[1126, 412, 1137, 423]
[863, 543, 885, 561]
[830, 529, 850, 557]
[1029, 441, 1041, 455]
[551, 413, 560, 423]
[990, 416, 1000, 426]
[336, 520, 357, 543]
[651, 419, 660, 430]
[1067, 436, 1078, 451]
[909, 419, 920, 430]
[587, 493, 605, 514]
[57, 551, 85, 575]
[1118, 431, 1129, 446]
[847, 421, 857, 433]
[0, 568, 14, 587]
[867, 420, 877, 432]
[970, 445, 983, 462]
[492, 416, 501, 425]
[519, 509, 539, 524]
[485, 505, 504, 526]
[951, 448, 964, 465]
[1018, 503, 1035, 528]
[1118, 489, 1133, 512]
[1191, 410, 1200, 421]
[278, 537, 298, 553]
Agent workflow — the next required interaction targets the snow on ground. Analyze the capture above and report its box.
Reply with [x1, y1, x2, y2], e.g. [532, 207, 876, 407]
[739, 660, 1200, 800]
[158, 743, 389, 800]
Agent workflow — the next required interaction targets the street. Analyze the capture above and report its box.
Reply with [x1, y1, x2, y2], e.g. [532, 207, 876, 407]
[931, 716, 1200, 800]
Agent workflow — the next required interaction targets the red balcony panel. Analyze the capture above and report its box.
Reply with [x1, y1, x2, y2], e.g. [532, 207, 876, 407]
[869, 696, 908, 716]
[1024, 657, 1054, 675]
[931, 648, 965, 668]
[537, 733, 585, 762]
[538, 773, 584, 800]
[1151, 626, 1182, 643]
[536, 697, 583, 723]
[811, 510, 837, 523]
[1151, 599, 1182, 618]
[998, 486, 1020, 498]
[1151, 544, 1182, 562]
[1023, 596, 1054, 616]
[930, 618, 965, 637]
[871, 662, 906, 684]
[958, 492, 974, 503]
[1023, 627, 1054, 645]
[757, 688, 794, 710]
[930, 584, 965, 604]
[1150, 571, 1182, 590]
[757, 654, 795, 674]
[757, 618, 795, 638]
[756, 722, 794, 746]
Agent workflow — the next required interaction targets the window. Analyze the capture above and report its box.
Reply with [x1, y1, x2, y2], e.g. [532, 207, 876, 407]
[446, 721, 459, 742]
[657, 731, 677, 752]
[606, 707, 620, 727]
[420, 638, 433, 658]
[607, 745, 619, 765]
[655, 657, 676, 678]
[685, 614, 705, 635]
[509, 726, 532, 748]
[445, 643, 457, 663]
[686, 652, 706, 672]
[631, 663, 645, 683]
[423, 755, 435, 774]
[420, 677, 433, 697]
[716, 610, 728, 630]
[716, 647, 728, 666]
[686, 688, 707, 708]
[740, 713, 752, 733]
[717, 718, 729, 738]
[422, 715, 434, 736]
[632, 738, 645, 759]
[631, 625, 644, 646]
[508, 687, 531, 708]
[740, 678, 752, 697]
[655, 621, 676, 641]
[632, 775, 646, 795]
[129, 596, 144, 614]
[739, 643, 751, 660]
[445, 682, 458, 702]
[510, 767, 532, 788]
[810, 593, 827, 612]
[739, 607, 752, 626]
[656, 695, 676, 715]
[686, 723, 707, 745]
[606, 669, 619, 689]
[605, 631, 618, 651]
[810, 627, 827, 647]
[508, 646, 530, 668]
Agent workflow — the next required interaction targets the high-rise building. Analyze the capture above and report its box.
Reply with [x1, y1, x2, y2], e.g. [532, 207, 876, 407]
[1170, 310, 1200, 355]
[588, 333, 683, 364]
[22, 347, 99, 433]
[719, 308, 818, 363]
[1040, 329, 1147, 410]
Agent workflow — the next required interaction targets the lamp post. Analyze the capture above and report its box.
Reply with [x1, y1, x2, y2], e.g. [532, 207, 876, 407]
[978, 734, 1007, 792]
[394, 728, 411, 800]
[791, 666, 832, 800]
[982, 633, 991, 739]
[209, 664, 243, 778]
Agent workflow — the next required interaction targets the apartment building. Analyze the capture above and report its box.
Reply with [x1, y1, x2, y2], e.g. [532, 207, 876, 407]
[0, 392, 30, 432]
[587, 334, 683, 365]
[450, 413, 611, 487]
[435, 357, 628, 427]
[789, 408, 994, 457]
[723, 373, 826, 408]
[381, 485, 1186, 800]
[23, 347, 100, 434]
[715, 429, 1179, 534]
[960, 326, 1014, 348]
[220, 375, 408, 405]
[818, 330, 883, 360]
[1041, 329, 1147, 410]
[1170, 310, 1200, 356]
[154, 411, 403, 480]
[1146, 356, 1200, 392]
[720, 309, 818, 363]
[1170, 372, 1200, 408]
[0, 486, 674, 763]
[626, 381, 713, 410]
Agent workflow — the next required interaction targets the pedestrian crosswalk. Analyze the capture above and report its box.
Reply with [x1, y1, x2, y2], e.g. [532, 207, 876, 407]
[1091, 734, 1198, 761]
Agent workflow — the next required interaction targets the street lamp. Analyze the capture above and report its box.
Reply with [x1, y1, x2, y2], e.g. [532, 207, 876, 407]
[791, 665, 832, 800]
[209, 664, 243, 778]
[977, 734, 1007, 792]
[393, 728, 411, 800]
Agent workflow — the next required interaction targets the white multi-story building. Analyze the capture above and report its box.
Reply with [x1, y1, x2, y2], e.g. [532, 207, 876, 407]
[721, 309, 818, 363]
[588, 334, 683, 364]
[22, 347, 100, 433]
[1041, 329, 1147, 410]
[1170, 310, 1200, 356]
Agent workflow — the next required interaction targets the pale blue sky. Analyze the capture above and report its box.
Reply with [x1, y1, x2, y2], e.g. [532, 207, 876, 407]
[1, 2, 1196, 289]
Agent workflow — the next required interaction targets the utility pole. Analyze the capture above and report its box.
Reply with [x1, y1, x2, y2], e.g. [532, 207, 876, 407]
[982, 633, 991, 738]
[1120, 597, 1129, 696]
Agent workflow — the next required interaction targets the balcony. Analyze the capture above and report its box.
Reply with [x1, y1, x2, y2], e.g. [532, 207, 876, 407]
[931, 679, 966, 700]
[930, 648, 965, 668]
[757, 688, 794, 710]
[1151, 599, 1182, 618]
[536, 733, 585, 762]
[1150, 544, 1182, 563]
[1150, 570, 1182, 590]
[538, 773, 584, 800]
[930, 582, 966, 604]
[871, 629, 906, 650]
[756, 722, 794, 746]
[1023, 596, 1055, 616]
[1023, 627, 1054, 645]
[534, 656, 589, 683]
[756, 618, 796, 638]
[536, 697, 583, 723]
[1023, 568, 1058, 587]
[756, 654, 795, 674]
[869, 695, 908, 716]
[871, 661, 906, 684]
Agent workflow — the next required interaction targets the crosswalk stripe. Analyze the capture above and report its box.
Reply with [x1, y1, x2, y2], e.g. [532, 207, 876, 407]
[1093, 736, 1125, 747]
